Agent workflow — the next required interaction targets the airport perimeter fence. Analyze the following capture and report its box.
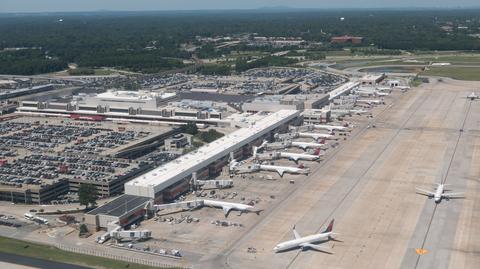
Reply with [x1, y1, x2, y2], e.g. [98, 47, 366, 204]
[56, 244, 188, 268]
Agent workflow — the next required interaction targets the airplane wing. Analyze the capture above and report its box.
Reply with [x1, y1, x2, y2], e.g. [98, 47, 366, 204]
[293, 225, 301, 239]
[276, 169, 285, 177]
[415, 187, 435, 196]
[299, 243, 334, 254]
[289, 156, 299, 162]
[222, 206, 233, 217]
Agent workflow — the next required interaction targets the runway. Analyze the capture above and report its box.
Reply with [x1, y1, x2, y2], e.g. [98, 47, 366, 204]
[218, 78, 480, 269]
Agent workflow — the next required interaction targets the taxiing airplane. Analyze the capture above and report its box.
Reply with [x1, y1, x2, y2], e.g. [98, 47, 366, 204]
[274, 219, 336, 253]
[464, 92, 479, 101]
[415, 183, 464, 203]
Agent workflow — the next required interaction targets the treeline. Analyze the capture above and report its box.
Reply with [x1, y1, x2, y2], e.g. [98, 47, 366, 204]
[1, 10, 480, 75]
[235, 56, 298, 72]
[0, 49, 67, 75]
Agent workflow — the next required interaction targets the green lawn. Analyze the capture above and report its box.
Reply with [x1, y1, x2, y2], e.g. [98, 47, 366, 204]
[416, 55, 480, 65]
[0, 236, 166, 269]
[421, 66, 480, 81]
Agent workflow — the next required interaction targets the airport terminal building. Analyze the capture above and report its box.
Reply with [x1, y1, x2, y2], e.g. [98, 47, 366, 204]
[86, 110, 300, 229]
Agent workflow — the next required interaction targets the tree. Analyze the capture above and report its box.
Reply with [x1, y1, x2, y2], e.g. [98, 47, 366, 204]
[78, 184, 98, 208]
[181, 122, 198, 135]
[79, 224, 89, 235]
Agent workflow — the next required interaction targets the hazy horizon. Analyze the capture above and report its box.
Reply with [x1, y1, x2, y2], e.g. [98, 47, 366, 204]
[1, 0, 480, 13]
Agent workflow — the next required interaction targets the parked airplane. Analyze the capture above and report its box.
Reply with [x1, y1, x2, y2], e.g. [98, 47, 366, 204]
[253, 146, 322, 163]
[415, 183, 464, 203]
[154, 199, 261, 218]
[203, 199, 262, 217]
[274, 219, 336, 253]
[356, 99, 384, 105]
[307, 124, 349, 132]
[297, 132, 335, 141]
[331, 109, 368, 117]
[258, 163, 310, 177]
[291, 140, 328, 151]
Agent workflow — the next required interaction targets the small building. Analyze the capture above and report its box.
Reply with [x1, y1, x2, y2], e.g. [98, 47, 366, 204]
[85, 194, 151, 230]
[387, 80, 400, 88]
[331, 35, 363, 44]
[360, 74, 385, 85]
[164, 133, 192, 151]
[302, 109, 331, 124]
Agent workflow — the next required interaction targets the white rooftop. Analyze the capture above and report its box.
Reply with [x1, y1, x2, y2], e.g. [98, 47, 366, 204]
[125, 110, 299, 197]
[97, 90, 156, 101]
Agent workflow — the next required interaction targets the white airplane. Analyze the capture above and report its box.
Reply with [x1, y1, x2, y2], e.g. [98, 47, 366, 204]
[258, 163, 310, 177]
[331, 109, 368, 116]
[307, 124, 349, 132]
[253, 146, 322, 163]
[297, 132, 335, 141]
[274, 219, 336, 253]
[464, 92, 479, 101]
[415, 183, 464, 203]
[291, 141, 328, 151]
[356, 99, 384, 105]
[203, 199, 261, 217]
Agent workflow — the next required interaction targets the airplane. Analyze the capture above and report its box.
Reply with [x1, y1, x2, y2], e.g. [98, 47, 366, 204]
[291, 140, 328, 151]
[274, 219, 336, 253]
[297, 132, 335, 141]
[356, 99, 384, 105]
[306, 124, 350, 132]
[258, 163, 310, 177]
[415, 183, 464, 203]
[331, 109, 368, 117]
[253, 146, 322, 163]
[203, 199, 262, 217]
[464, 92, 479, 101]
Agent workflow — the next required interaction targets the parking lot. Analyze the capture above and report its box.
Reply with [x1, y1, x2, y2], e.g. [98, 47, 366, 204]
[0, 116, 174, 203]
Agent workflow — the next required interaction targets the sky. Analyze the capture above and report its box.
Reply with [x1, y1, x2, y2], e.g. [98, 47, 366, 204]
[1, 0, 480, 13]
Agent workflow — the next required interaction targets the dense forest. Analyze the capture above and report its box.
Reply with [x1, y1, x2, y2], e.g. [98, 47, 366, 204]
[0, 9, 479, 75]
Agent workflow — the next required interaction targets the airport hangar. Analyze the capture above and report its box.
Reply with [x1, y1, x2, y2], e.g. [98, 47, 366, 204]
[85, 110, 300, 230]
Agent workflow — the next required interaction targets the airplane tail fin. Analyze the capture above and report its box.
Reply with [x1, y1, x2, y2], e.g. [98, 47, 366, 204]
[323, 219, 334, 233]
[319, 138, 326, 144]
[314, 148, 322, 156]
[253, 146, 258, 158]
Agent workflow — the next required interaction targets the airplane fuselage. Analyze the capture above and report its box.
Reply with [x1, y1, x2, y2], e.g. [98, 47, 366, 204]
[434, 184, 444, 203]
[311, 124, 348, 132]
[291, 141, 327, 150]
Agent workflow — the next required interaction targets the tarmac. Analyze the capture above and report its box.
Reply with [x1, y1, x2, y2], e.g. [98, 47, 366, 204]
[198, 78, 480, 269]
